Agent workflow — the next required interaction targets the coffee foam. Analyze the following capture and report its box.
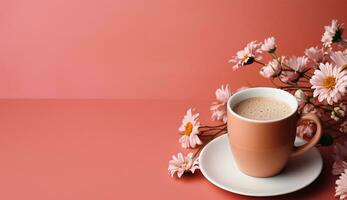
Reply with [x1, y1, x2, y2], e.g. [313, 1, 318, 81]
[232, 97, 292, 121]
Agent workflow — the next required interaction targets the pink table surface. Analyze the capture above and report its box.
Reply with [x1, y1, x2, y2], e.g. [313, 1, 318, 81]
[0, 100, 336, 199]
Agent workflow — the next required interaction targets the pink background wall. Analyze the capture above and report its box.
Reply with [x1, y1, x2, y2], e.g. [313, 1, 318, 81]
[1, 0, 347, 99]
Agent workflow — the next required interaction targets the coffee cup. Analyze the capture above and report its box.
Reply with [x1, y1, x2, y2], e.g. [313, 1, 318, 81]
[227, 87, 322, 177]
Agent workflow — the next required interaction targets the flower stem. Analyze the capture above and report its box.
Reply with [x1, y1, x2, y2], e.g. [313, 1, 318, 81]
[253, 60, 266, 66]
[193, 128, 227, 159]
[270, 79, 281, 87]
[271, 53, 278, 60]
[199, 123, 226, 129]
[303, 74, 312, 79]
[297, 78, 309, 83]
[280, 85, 311, 89]
[200, 127, 227, 135]
[277, 76, 293, 85]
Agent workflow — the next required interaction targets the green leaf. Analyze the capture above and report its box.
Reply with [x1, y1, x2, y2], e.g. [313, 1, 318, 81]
[319, 134, 333, 146]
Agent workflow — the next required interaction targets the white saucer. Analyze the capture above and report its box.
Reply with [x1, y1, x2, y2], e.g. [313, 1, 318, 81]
[199, 134, 323, 197]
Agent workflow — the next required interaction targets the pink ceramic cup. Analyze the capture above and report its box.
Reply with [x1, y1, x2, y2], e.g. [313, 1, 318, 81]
[227, 87, 322, 177]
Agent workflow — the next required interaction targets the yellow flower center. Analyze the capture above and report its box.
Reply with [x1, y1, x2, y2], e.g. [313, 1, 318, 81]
[182, 161, 188, 168]
[216, 100, 224, 105]
[242, 54, 250, 62]
[182, 122, 193, 136]
[323, 76, 336, 89]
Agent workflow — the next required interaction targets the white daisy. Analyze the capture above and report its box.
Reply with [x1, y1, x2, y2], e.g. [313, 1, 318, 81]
[310, 63, 347, 105]
[336, 169, 347, 200]
[210, 84, 232, 123]
[283, 56, 309, 73]
[168, 153, 199, 178]
[261, 37, 276, 52]
[178, 109, 201, 148]
[322, 20, 344, 47]
[305, 47, 325, 63]
[331, 106, 346, 121]
[260, 58, 282, 78]
[229, 41, 263, 70]
[294, 89, 307, 108]
[331, 51, 347, 69]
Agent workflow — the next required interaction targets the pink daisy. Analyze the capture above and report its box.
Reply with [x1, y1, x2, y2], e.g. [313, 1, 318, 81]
[336, 169, 347, 200]
[305, 47, 325, 64]
[330, 51, 347, 69]
[322, 20, 344, 47]
[340, 121, 347, 134]
[283, 56, 309, 73]
[178, 109, 201, 149]
[168, 152, 199, 178]
[301, 103, 324, 117]
[310, 63, 347, 105]
[261, 37, 276, 53]
[279, 71, 300, 83]
[229, 41, 263, 70]
[331, 106, 346, 121]
[333, 142, 347, 175]
[294, 89, 308, 109]
[296, 122, 315, 139]
[259, 59, 282, 78]
[210, 84, 232, 123]
[301, 104, 315, 114]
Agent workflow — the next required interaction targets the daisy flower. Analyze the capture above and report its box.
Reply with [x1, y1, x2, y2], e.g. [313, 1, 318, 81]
[331, 51, 347, 69]
[279, 71, 300, 83]
[331, 106, 346, 121]
[322, 19, 344, 47]
[210, 85, 232, 123]
[301, 103, 324, 117]
[336, 169, 347, 200]
[168, 152, 199, 178]
[294, 89, 308, 109]
[178, 109, 201, 149]
[296, 122, 315, 139]
[229, 41, 263, 70]
[302, 104, 315, 114]
[340, 121, 347, 134]
[259, 59, 282, 78]
[333, 142, 347, 175]
[261, 37, 276, 53]
[305, 47, 325, 64]
[310, 63, 347, 105]
[283, 56, 309, 73]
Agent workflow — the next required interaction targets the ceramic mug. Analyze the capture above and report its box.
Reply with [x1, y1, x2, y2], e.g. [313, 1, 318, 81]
[227, 87, 322, 177]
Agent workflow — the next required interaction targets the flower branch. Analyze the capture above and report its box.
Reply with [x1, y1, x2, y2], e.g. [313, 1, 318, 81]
[169, 19, 347, 200]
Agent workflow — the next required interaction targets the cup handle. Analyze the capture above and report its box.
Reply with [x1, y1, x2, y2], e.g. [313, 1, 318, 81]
[290, 113, 322, 158]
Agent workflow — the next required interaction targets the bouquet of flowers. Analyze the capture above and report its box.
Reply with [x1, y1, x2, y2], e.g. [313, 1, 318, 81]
[168, 20, 347, 199]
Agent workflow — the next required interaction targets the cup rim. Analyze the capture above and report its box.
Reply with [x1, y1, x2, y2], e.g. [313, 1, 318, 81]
[227, 87, 298, 123]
